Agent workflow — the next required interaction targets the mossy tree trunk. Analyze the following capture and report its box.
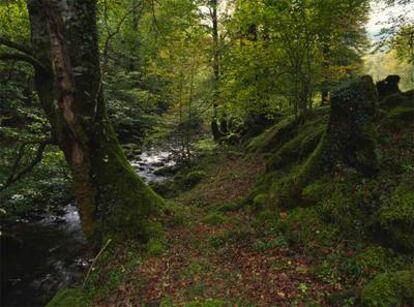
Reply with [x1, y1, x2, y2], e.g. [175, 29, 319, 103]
[27, 0, 163, 241]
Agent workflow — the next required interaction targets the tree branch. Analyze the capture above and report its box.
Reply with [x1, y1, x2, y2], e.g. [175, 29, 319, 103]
[0, 36, 34, 55]
[0, 140, 51, 192]
[0, 52, 49, 74]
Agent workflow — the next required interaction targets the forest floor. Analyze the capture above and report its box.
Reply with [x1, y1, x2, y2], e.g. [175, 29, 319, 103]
[94, 153, 344, 306]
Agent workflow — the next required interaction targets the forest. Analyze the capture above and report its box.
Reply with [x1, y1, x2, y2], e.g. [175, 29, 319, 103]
[0, 0, 413, 306]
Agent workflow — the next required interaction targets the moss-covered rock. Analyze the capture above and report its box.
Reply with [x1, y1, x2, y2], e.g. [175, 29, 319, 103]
[247, 115, 299, 153]
[267, 116, 325, 170]
[361, 270, 414, 306]
[377, 179, 414, 251]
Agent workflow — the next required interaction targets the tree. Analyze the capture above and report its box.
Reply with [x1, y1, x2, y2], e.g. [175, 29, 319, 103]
[1, 0, 164, 241]
[220, 0, 369, 118]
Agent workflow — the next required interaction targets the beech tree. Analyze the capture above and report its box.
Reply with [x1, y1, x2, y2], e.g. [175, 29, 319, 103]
[1, 0, 163, 241]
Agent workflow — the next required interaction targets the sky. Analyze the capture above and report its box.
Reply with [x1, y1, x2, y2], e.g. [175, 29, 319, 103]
[367, 1, 414, 39]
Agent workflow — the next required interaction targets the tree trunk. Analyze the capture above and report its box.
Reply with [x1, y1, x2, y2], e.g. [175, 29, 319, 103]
[28, 0, 163, 241]
[210, 0, 222, 141]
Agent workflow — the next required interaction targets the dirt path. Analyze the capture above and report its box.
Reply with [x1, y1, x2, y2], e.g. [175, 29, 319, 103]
[97, 154, 339, 306]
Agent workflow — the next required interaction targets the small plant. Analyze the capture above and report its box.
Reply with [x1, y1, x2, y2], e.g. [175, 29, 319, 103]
[146, 239, 167, 256]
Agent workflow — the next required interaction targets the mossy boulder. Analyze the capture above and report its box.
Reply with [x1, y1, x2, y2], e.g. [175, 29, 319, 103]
[267, 116, 325, 170]
[377, 180, 414, 251]
[361, 270, 414, 306]
[247, 115, 299, 153]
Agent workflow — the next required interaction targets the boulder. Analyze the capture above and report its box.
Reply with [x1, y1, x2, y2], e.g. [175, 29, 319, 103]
[376, 75, 401, 101]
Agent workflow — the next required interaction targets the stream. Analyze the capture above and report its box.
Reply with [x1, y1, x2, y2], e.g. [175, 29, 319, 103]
[1, 148, 174, 307]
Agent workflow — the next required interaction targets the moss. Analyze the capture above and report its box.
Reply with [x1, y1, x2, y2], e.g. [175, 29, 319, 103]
[181, 258, 211, 279]
[202, 212, 227, 225]
[88, 119, 166, 242]
[184, 298, 227, 307]
[252, 193, 268, 211]
[145, 238, 167, 256]
[345, 245, 414, 281]
[217, 201, 243, 212]
[301, 177, 330, 205]
[317, 186, 365, 235]
[150, 180, 178, 198]
[247, 115, 298, 153]
[252, 209, 281, 235]
[386, 106, 414, 124]
[267, 116, 326, 171]
[377, 180, 414, 251]
[379, 92, 413, 111]
[361, 270, 414, 306]
[83, 241, 143, 300]
[46, 288, 90, 307]
[183, 171, 206, 188]
[278, 208, 339, 249]
[209, 227, 252, 248]
[322, 76, 379, 176]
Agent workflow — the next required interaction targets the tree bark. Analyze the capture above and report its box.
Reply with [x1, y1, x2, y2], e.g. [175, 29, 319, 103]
[27, 0, 163, 241]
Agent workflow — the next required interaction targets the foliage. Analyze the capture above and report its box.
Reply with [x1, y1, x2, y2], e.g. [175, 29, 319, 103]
[0, 147, 71, 220]
[361, 270, 414, 306]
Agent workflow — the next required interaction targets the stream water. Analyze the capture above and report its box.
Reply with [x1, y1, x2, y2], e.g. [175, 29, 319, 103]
[1, 148, 174, 307]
